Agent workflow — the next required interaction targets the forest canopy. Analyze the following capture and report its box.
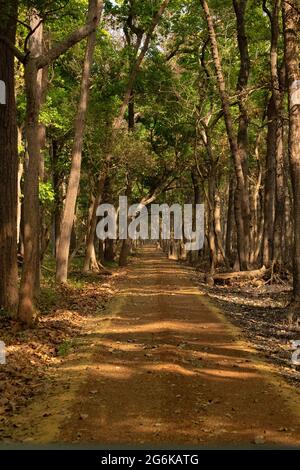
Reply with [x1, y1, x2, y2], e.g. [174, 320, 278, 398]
[0, 0, 300, 328]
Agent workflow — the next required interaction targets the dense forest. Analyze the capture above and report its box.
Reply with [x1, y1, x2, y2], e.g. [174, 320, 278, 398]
[1, 0, 300, 449]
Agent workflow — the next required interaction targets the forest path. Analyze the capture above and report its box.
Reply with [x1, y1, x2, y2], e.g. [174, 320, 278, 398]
[58, 246, 300, 447]
[11, 246, 300, 446]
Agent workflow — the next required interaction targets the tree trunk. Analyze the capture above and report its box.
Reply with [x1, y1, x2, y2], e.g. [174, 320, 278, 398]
[270, 1, 285, 272]
[262, 0, 283, 269]
[18, 60, 41, 325]
[105, 239, 115, 262]
[273, 123, 285, 270]
[18, 11, 45, 325]
[32, 12, 46, 296]
[250, 134, 263, 265]
[263, 95, 276, 267]
[118, 79, 136, 268]
[225, 173, 235, 263]
[282, 0, 300, 323]
[56, 1, 102, 283]
[207, 173, 217, 274]
[200, 0, 248, 270]
[17, 128, 23, 247]
[0, 0, 19, 315]
[214, 190, 226, 264]
[213, 266, 268, 284]
[189, 170, 202, 264]
[119, 181, 132, 267]
[119, 239, 132, 267]
[83, 170, 108, 272]
[233, 0, 251, 265]
[284, 181, 293, 268]
[51, 139, 61, 256]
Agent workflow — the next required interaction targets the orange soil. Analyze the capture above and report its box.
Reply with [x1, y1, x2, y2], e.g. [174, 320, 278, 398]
[7, 246, 300, 447]
[59, 247, 300, 446]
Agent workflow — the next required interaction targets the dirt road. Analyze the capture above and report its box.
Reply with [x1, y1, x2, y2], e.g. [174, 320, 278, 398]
[10, 246, 300, 446]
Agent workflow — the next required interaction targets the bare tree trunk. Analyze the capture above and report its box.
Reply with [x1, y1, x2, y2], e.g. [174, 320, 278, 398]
[0, 0, 19, 315]
[118, 70, 136, 268]
[83, 195, 98, 272]
[18, 66, 40, 325]
[263, 95, 276, 267]
[233, 0, 251, 265]
[273, 124, 285, 270]
[17, 128, 23, 247]
[214, 190, 226, 263]
[105, 239, 116, 262]
[119, 184, 132, 267]
[207, 173, 216, 274]
[18, 12, 44, 325]
[284, 180, 293, 268]
[225, 173, 235, 263]
[98, 239, 104, 263]
[198, 126, 219, 272]
[119, 239, 132, 267]
[271, 2, 285, 271]
[282, 0, 300, 324]
[83, 170, 108, 272]
[189, 170, 202, 264]
[32, 12, 46, 296]
[262, 0, 282, 270]
[51, 139, 61, 256]
[56, 1, 102, 283]
[200, 0, 248, 270]
[250, 134, 263, 265]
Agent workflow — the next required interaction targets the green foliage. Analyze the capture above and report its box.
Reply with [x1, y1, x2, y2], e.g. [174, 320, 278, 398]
[39, 181, 55, 206]
[57, 339, 77, 357]
[15, 0, 287, 273]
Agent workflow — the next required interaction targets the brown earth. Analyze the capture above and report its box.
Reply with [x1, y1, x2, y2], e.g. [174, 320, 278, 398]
[3, 246, 300, 447]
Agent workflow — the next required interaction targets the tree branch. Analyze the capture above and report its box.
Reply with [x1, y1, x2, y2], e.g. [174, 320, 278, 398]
[24, 18, 44, 53]
[262, 0, 272, 22]
[114, 0, 170, 129]
[36, 0, 103, 69]
[0, 35, 26, 63]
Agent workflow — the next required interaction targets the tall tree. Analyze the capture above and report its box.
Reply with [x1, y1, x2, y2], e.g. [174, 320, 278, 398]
[262, 0, 284, 269]
[282, 0, 300, 322]
[200, 0, 249, 270]
[0, 0, 19, 315]
[233, 0, 251, 265]
[56, 0, 103, 283]
[1, 0, 104, 325]
[114, 0, 171, 130]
